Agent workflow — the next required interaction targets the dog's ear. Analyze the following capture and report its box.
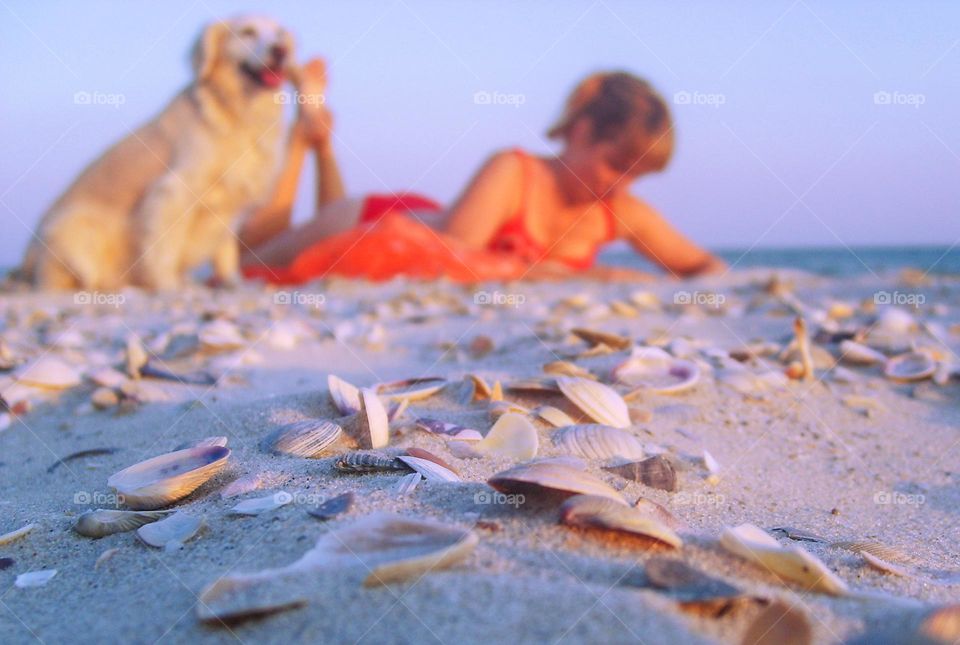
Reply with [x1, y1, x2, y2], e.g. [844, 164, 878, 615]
[191, 20, 229, 81]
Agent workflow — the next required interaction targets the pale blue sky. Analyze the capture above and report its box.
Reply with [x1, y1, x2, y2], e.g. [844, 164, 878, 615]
[1, 0, 958, 263]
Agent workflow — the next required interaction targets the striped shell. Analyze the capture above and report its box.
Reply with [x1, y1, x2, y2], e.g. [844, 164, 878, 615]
[74, 509, 171, 538]
[268, 419, 342, 458]
[556, 377, 630, 428]
[335, 452, 410, 473]
[552, 424, 645, 461]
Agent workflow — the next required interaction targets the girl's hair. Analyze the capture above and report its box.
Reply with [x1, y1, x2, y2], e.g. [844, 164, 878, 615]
[547, 71, 674, 173]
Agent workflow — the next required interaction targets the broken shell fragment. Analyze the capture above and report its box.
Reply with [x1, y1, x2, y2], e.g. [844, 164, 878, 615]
[107, 445, 230, 510]
[613, 347, 701, 395]
[552, 424, 645, 461]
[556, 376, 630, 428]
[838, 340, 886, 365]
[488, 462, 626, 505]
[376, 377, 446, 402]
[0, 523, 36, 546]
[559, 495, 682, 548]
[74, 509, 171, 538]
[531, 405, 577, 428]
[396, 455, 461, 482]
[414, 418, 483, 441]
[720, 523, 848, 595]
[452, 413, 538, 460]
[884, 352, 936, 382]
[636, 557, 751, 616]
[394, 472, 422, 496]
[15, 569, 57, 588]
[231, 492, 294, 516]
[307, 492, 354, 521]
[267, 419, 342, 458]
[604, 455, 677, 492]
[137, 511, 204, 548]
[571, 327, 632, 350]
[543, 360, 595, 379]
[198, 319, 245, 350]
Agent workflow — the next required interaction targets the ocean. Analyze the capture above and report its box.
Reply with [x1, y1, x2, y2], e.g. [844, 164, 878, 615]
[599, 244, 960, 277]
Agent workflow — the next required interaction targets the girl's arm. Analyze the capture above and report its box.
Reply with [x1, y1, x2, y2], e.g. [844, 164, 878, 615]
[616, 195, 726, 277]
[442, 151, 523, 248]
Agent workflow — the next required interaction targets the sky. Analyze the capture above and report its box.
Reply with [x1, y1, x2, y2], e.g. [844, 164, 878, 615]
[1, 0, 958, 264]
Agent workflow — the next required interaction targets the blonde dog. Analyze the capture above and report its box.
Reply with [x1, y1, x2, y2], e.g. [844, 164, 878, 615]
[21, 16, 294, 290]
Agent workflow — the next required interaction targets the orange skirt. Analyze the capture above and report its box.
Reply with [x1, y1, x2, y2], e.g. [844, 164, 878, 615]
[242, 193, 527, 284]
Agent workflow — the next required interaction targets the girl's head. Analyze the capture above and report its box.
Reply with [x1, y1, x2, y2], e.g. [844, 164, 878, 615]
[548, 71, 673, 198]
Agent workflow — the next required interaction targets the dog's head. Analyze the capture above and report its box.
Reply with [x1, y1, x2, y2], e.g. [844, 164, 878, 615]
[192, 16, 294, 90]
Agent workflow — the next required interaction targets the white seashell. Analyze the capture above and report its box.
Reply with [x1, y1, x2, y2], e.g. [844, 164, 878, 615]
[884, 352, 936, 382]
[488, 462, 626, 505]
[531, 405, 577, 428]
[394, 472, 422, 496]
[108, 445, 230, 510]
[88, 367, 127, 389]
[125, 333, 148, 378]
[838, 340, 886, 365]
[14, 357, 81, 389]
[220, 472, 286, 499]
[74, 509, 171, 538]
[559, 495, 682, 548]
[376, 377, 446, 403]
[327, 374, 361, 415]
[395, 456, 460, 482]
[15, 569, 57, 588]
[551, 425, 645, 461]
[267, 419, 342, 458]
[231, 492, 294, 516]
[556, 377, 630, 428]
[198, 319, 245, 350]
[451, 413, 538, 460]
[875, 307, 917, 335]
[613, 346, 701, 394]
[720, 523, 848, 595]
[342, 389, 389, 449]
[137, 511, 204, 548]
[0, 523, 35, 546]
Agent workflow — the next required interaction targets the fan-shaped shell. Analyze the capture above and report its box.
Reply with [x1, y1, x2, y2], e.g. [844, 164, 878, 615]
[556, 377, 630, 428]
[74, 509, 171, 538]
[267, 419, 342, 458]
[552, 425, 645, 461]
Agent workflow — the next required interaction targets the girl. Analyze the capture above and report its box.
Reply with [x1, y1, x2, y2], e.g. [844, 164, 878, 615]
[240, 60, 724, 283]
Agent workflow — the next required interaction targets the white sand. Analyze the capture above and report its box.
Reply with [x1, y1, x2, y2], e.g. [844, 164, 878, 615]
[0, 270, 958, 644]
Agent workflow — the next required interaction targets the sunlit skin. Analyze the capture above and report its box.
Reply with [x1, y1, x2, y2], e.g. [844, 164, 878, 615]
[240, 59, 726, 280]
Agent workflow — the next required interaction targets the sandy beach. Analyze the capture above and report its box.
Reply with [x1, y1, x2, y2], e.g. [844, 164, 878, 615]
[1, 269, 958, 644]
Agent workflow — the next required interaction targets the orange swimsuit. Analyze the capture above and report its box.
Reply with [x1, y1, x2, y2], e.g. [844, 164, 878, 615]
[243, 149, 616, 284]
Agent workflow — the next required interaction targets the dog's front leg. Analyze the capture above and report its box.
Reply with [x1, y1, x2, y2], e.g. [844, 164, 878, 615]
[133, 173, 196, 291]
[212, 235, 240, 287]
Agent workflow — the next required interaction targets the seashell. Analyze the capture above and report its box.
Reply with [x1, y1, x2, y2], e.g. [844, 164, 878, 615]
[394, 472, 422, 496]
[531, 405, 577, 428]
[231, 492, 294, 516]
[91, 387, 119, 410]
[630, 557, 760, 617]
[0, 523, 35, 546]
[414, 418, 483, 441]
[396, 455, 460, 482]
[405, 448, 459, 475]
[488, 462, 626, 505]
[94, 547, 120, 570]
[702, 450, 721, 485]
[88, 367, 127, 389]
[108, 445, 230, 510]
[0, 557, 13, 570]
[920, 605, 960, 643]
[74, 509, 171, 538]
[197, 573, 309, 623]
[874, 307, 917, 335]
[307, 492, 354, 521]
[609, 300, 639, 317]
[343, 389, 389, 449]
[14, 357, 81, 389]
[487, 400, 531, 421]
[556, 376, 630, 428]
[720, 523, 848, 595]
[15, 569, 57, 588]
[604, 455, 677, 492]
[220, 472, 286, 499]
[376, 377, 446, 402]
[884, 351, 936, 382]
[543, 360, 595, 379]
[571, 327, 632, 350]
[387, 397, 409, 422]
[560, 495, 682, 547]
[552, 425, 645, 461]
[267, 419, 342, 458]
[198, 319, 245, 350]
[176, 436, 229, 451]
[140, 362, 217, 385]
[137, 511, 204, 548]
[466, 373, 493, 399]
[741, 600, 812, 645]
[335, 452, 411, 473]
[838, 340, 886, 365]
[125, 333, 148, 378]
[791, 317, 814, 381]
[634, 498, 686, 532]
[613, 347, 701, 394]
[119, 379, 172, 403]
[327, 374, 361, 415]
[859, 551, 911, 577]
[505, 377, 559, 393]
[830, 540, 916, 564]
[451, 413, 538, 460]
[490, 380, 504, 401]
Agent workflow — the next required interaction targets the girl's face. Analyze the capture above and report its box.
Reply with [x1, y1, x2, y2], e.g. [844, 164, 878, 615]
[561, 118, 642, 201]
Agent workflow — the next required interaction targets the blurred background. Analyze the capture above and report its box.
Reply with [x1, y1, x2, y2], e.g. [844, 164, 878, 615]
[1, 0, 958, 271]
